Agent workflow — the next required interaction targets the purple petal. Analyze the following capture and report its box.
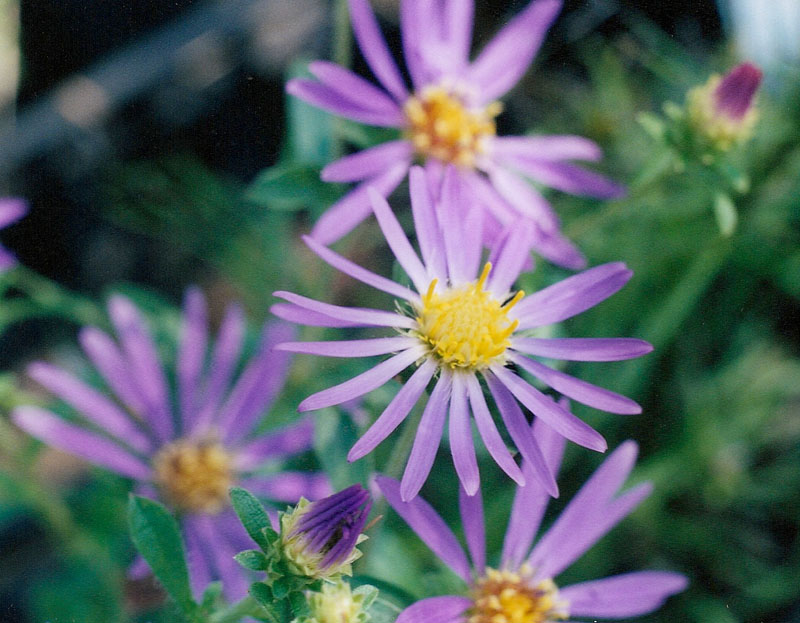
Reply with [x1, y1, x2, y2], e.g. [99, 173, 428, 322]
[486, 165, 559, 233]
[348, 358, 437, 461]
[322, 140, 413, 183]
[437, 167, 482, 284]
[311, 163, 408, 245]
[486, 221, 534, 297]
[529, 222, 586, 270]
[444, 0, 474, 69]
[448, 374, 479, 495]
[460, 168, 517, 227]
[286, 78, 404, 127]
[510, 353, 642, 415]
[396, 596, 471, 623]
[377, 476, 472, 583]
[182, 520, 214, 600]
[467, 0, 562, 103]
[409, 166, 447, 280]
[239, 472, 331, 503]
[192, 514, 251, 601]
[178, 287, 208, 431]
[27, 362, 151, 453]
[107, 295, 173, 443]
[0, 198, 27, 228]
[303, 235, 418, 302]
[513, 262, 632, 329]
[504, 157, 625, 199]
[348, 0, 409, 101]
[309, 61, 404, 119]
[490, 366, 606, 452]
[512, 337, 653, 362]
[298, 346, 426, 411]
[13, 406, 151, 480]
[369, 189, 431, 293]
[561, 571, 688, 618]
[399, 0, 433, 89]
[276, 336, 419, 358]
[459, 485, 485, 574]
[233, 417, 315, 471]
[270, 303, 362, 328]
[465, 374, 524, 485]
[401, 372, 453, 501]
[274, 291, 415, 329]
[491, 135, 603, 162]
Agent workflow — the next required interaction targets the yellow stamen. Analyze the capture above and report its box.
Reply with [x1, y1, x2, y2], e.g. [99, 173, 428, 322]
[415, 262, 523, 371]
[469, 566, 568, 623]
[404, 86, 501, 168]
[152, 438, 233, 514]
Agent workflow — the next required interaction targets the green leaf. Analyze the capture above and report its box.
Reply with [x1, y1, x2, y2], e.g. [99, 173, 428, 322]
[235, 549, 270, 571]
[246, 163, 342, 212]
[249, 582, 289, 623]
[230, 487, 272, 551]
[127, 495, 198, 619]
[713, 192, 738, 237]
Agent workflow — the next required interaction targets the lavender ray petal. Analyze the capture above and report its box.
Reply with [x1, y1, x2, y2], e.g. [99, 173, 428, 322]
[369, 189, 431, 293]
[490, 366, 606, 452]
[270, 303, 363, 328]
[448, 374, 479, 495]
[437, 167, 483, 284]
[409, 166, 447, 280]
[273, 291, 415, 329]
[526, 223, 585, 270]
[310, 61, 404, 117]
[299, 346, 426, 411]
[233, 417, 315, 470]
[276, 336, 419, 359]
[399, 0, 432, 89]
[311, 163, 408, 245]
[239, 472, 332, 503]
[396, 595, 472, 623]
[0, 198, 27, 227]
[506, 157, 625, 199]
[178, 287, 208, 430]
[561, 571, 688, 618]
[13, 406, 151, 480]
[465, 374, 524, 485]
[460, 168, 517, 227]
[486, 221, 534, 297]
[377, 475, 472, 583]
[303, 235, 418, 302]
[286, 79, 404, 127]
[467, 0, 562, 103]
[444, 0, 474, 69]
[459, 485, 486, 574]
[181, 519, 215, 601]
[322, 140, 413, 183]
[512, 337, 653, 362]
[486, 165, 559, 233]
[107, 295, 173, 442]
[400, 372, 453, 501]
[348, 358, 436, 461]
[192, 514, 251, 601]
[27, 362, 151, 453]
[512, 262, 632, 329]
[491, 135, 603, 162]
[510, 353, 642, 415]
[348, 0, 409, 101]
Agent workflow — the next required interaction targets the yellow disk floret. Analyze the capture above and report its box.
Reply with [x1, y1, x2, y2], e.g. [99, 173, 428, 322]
[469, 566, 568, 623]
[687, 75, 758, 152]
[152, 438, 233, 514]
[404, 85, 501, 168]
[416, 263, 523, 371]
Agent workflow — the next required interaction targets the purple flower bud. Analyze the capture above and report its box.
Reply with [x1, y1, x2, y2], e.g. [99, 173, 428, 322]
[713, 62, 763, 121]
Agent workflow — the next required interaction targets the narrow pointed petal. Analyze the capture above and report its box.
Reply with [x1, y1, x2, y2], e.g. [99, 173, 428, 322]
[286, 79, 404, 127]
[276, 336, 420, 358]
[348, 0, 409, 101]
[400, 0, 433, 88]
[348, 359, 436, 461]
[487, 221, 534, 297]
[449, 374, 479, 495]
[561, 571, 688, 618]
[444, 0, 474, 68]
[377, 476, 472, 583]
[510, 354, 642, 415]
[459, 486, 486, 574]
[529, 225, 587, 270]
[310, 61, 404, 117]
[410, 166, 447, 280]
[270, 303, 363, 328]
[438, 167, 482, 284]
[178, 287, 208, 430]
[512, 337, 653, 362]
[239, 472, 332, 503]
[233, 417, 315, 470]
[506, 158, 625, 199]
[486, 166, 559, 232]
[0, 198, 26, 227]
[274, 291, 415, 329]
[303, 235, 418, 302]
[192, 514, 251, 601]
[396, 596, 472, 623]
[492, 135, 603, 162]
[299, 346, 425, 411]
[401, 372, 453, 501]
[13, 406, 151, 480]
[468, 0, 562, 103]
[182, 520, 214, 600]
[322, 140, 413, 183]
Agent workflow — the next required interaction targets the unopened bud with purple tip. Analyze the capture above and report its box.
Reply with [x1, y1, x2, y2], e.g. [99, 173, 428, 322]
[281, 484, 371, 580]
[688, 62, 763, 151]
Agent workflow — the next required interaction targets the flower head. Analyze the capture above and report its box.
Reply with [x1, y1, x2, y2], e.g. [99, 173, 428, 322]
[376, 429, 687, 623]
[281, 484, 371, 580]
[297, 580, 377, 623]
[13, 288, 330, 599]
[0, 198, 27, 271]
[688, 62, 763, 151]
[287, 0, 623, 268]
[273, 165, 650, 500]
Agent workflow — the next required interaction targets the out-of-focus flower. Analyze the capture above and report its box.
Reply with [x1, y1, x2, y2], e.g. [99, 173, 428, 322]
[0, 198, 27, 271]
[688, 62, 763, 152]
[287, 0, 623, 269]
[273, 165, 650, 501]
[296, 580, 377, 623]
[281, 484, 371, 580]
[13, 288, 329, 599]
[377, 429, 687, 623]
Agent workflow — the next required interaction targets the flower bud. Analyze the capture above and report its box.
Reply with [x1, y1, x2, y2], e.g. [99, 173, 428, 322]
[295, 580, 377, 623]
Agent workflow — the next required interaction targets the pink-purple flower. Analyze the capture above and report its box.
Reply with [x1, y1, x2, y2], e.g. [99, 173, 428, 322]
[0, 198, 27, 271]
[13, 288, 329, 599]
[287, 0, 623, 269]
[377, 426, 687, 623]
[273, 165, 650, 501]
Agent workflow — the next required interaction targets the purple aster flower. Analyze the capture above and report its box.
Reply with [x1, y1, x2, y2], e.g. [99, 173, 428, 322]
[280, 484, 372, 579]
[287, 0, 623, 269]
[0, 198, 27, 271]
[13, 288, 330, 599]
[273, 165, 650, 501]
[377, 428, 687, 623]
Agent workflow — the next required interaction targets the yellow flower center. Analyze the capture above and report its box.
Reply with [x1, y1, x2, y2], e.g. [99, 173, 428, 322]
[152, 438, 233, 514]
[415, 263, 523, 371]
[469, 567, 568, 623]
[404, 85, 502, 167]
